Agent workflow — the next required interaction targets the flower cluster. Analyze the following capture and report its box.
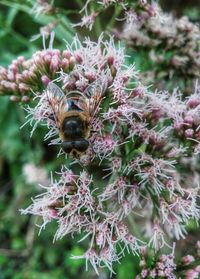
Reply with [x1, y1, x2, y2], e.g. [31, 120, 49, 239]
[136, 241, 200, 278]
[28, 0, 158, 31]
[31, 0, 55, 17]
[137, 251, 176, 279]
[122, 3, 200, 91]
[0, 34, 75, 102]
[20, 36, 200, 273]
[21, 166, 145, 274]
[75, 0, 159, 31]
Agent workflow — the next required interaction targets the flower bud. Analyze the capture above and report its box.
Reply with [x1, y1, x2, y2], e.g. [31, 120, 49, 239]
[10, 95, 20, 102]
[185, 129, 194, 138]
[182, 255, 195, 265]
[41, 75, 51, 86]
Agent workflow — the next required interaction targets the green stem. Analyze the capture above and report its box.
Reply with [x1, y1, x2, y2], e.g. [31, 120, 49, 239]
[94, 15, 102, 38]
[57, 8, 80, 16]
[107, 6, 123, 31]
[0, 0, 31, 13]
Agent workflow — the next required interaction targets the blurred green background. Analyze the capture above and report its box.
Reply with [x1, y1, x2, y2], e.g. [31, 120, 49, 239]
[0, 1, 199, 278]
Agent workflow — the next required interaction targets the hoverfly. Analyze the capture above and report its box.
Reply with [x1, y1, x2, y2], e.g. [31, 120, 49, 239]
[46, 81, 106, 157]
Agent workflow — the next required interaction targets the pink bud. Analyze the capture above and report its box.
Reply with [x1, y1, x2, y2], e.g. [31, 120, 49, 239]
[47, 208, 58, 220]
[195, 131, 200, 141]
[53, 49, 60, 56]
[69, 56, 76, 69]
[50, 55, 60, 72]
[29, 70, 37, 79]
[187, 98, 200, 108]
[61, 58, 69, 71]
[186, 270, 199, 279]
[62, 50, 71, 59]
[107, 56, 114, 66]
[75, 53, 83, 63]
[41, 75, 51, 86]
[182, 255, 195, 265]
[10, 83, 18, 91]
[146, 5, 157, 17]
[22, 70, 30, 80]
[7, 71, 15, 81]
[10, 95, 20, 102]
[44, 54, 52, 63]
[17, 56, 25, 63]
[185, 129, 194, 138]
[84, 72, 96, 82]
[8, 65, 18, 75]
[19, 83, 29, 92]
[184, 115, 193, 125]
[29, 65, 37, 72]
[174, 121, 184, 131]
[16, 73, 24, 82]
[21, 96, 30, 102]
[1, 80, 12, 89]
[11, 59, 18, 65]
[195, 265, 200, 272]
[131, 87, 144, 98]
[122, 74, 130, 84]
[23, 60, 32, 68]
[0, 66, 7, 76]
[69, 56, 76, 67]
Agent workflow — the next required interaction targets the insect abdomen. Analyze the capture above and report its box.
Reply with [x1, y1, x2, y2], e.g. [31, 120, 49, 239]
[62, 115, 85, 139]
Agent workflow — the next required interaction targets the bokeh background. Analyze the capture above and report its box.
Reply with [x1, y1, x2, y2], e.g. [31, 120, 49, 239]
[0, 1, 200, 278]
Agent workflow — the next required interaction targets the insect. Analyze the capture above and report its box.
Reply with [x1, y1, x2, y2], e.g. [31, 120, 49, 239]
[46, 81, 106, 157]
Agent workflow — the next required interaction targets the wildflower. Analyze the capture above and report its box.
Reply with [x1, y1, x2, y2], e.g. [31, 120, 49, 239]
[122, 3, 200, 90]
[72, 12, 98, 31]
[16, 35, 200, 274]
[72, 248, 100, 275]
[74, 0, 157, 32]
[148, 223, 171, 251]
[31, 0, 55, 17]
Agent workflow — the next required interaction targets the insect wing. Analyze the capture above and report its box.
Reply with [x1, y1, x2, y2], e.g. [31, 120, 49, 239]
[46, 83, 68, 128]
[47, 82, 65, 101]
[83, 81, 105, 117]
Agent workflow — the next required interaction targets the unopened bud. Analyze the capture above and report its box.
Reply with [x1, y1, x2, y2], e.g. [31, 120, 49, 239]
[21, 96, 30, 102]
[41, 75, 51, 86]
[185, 129, 194, 138]
[69, 56, 76, 70]
[10, 95, 20, 102]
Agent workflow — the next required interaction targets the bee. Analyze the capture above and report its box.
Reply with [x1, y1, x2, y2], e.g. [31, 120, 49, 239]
[46, 81, 105, 157]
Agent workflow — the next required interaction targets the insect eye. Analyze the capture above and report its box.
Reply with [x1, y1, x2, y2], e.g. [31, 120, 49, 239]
[61, 141, 73, 153]
[48, 113, 55, 121]
[74, 139, 89, 152]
